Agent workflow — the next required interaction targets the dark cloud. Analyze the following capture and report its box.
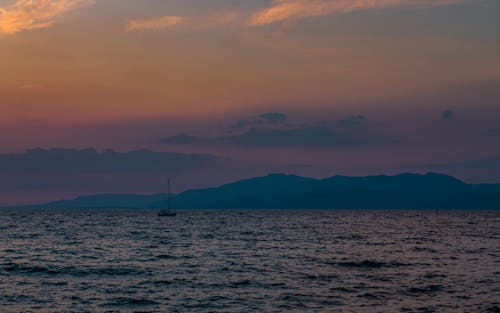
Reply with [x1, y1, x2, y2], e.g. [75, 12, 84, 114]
[228, 112, 289, 132]
[162, 112, 377, 147]
[259, 112, 288, 124]
[216, 126, 367, 147]
[488, 128, 500, 135]
[441, 110, 454, 119]
[0, 148, 216, 174]
[418, 156, 500, 171]
[163, 125, 371, 147]
[0, 148, 223, 206]
[339, 114, 366, 126]
[161, 133, 201, 145]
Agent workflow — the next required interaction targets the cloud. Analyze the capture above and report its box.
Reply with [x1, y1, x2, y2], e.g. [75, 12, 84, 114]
[0, 147, 216, 174]
[163, 126, 370, 147]
[0, 0, 94, 35]
[228, 112, 290, 132]
[339, 114, 365, 126]
[0, 0, 474, 35]
[441, 110, 454, 119]
[260, 112, 289, 124]
[217, 126, 368, 147]
[162, 112, 376, 147]
[161, 133, 201, 145]
[0, 147, 226, 205]
[248, 0, 470, 26]
[419, 156, 500, 171]
[125, 15, 185, 32]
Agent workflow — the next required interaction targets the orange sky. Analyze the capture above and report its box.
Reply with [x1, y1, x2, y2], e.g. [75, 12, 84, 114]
[1, 0, 498, 123]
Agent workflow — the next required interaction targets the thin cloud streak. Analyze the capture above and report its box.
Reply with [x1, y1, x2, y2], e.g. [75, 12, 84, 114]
[125, 16, 185, 32]
[248, 0, 472, 26]
[0, 0, 94, 34]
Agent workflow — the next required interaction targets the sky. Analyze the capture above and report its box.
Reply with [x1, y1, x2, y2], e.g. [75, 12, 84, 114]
[1, 0, 500, 205]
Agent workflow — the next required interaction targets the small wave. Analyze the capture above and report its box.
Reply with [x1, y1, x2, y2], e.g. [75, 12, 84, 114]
[336, 260, 407, 269]
[1, 249, 19, 253]
[1, 294, 34, 303]
[151, 278, 191, 286]
[41, 281, 68, 286]
[230, 279, 253, 287]
[83, 267, 150, 276]
[357, 292, 386, 300]
[424, 273, 447, 279]
[152, 279, 173, 286]
[487, 306, 500, 313]
[406, 285, 444, 295]
[412, 247, 438, 253]
[301, 273, 337, 281]
[1, 263, 149, 277]
[329, 287, 356, 293]
[3, 264, 60, 275]
[336, 234, 365, 240]
[101, 297, 159, 307]
[155, 254, 177, 260]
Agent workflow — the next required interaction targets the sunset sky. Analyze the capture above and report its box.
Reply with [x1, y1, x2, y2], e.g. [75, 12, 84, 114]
[1, 0, 499, 205]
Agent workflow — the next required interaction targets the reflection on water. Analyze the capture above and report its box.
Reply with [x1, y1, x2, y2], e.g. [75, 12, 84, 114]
[0, 210, 499, 312]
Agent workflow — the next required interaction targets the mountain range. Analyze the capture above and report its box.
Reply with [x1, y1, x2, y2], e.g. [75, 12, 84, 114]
[11, 173, 500, 210]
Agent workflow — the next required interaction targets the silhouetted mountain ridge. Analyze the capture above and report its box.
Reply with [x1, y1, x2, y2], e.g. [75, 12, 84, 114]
[13, 172, 500, 210]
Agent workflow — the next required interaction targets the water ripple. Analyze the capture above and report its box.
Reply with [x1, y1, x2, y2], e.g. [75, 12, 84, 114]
[0, 209, 498, 312]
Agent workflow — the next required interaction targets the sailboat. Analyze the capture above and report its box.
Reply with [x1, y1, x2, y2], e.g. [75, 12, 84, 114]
[158, 178, 176, 217]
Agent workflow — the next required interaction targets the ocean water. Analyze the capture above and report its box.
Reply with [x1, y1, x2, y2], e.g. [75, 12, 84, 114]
[0, 210, 499, 313]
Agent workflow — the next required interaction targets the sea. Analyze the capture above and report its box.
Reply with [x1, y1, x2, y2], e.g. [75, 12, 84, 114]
[0, 209, 498, 313]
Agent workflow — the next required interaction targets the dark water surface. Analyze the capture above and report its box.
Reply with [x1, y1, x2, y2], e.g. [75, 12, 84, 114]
[0, 210, 499, 312]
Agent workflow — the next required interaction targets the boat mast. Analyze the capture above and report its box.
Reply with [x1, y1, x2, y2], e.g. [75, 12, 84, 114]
[167, 177, 172, 210]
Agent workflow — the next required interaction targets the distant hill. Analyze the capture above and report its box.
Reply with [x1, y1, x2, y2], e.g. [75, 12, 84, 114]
[12, 173, 500, 210]
[37, 194, 167, 209]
